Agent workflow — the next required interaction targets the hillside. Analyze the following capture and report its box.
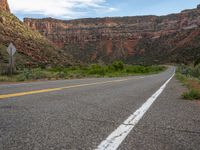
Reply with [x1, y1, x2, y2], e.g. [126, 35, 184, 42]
[24, 5, 200, 65]
[0, 1, 73, 69]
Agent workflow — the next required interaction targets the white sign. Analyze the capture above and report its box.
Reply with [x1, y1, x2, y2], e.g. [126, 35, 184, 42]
[7, 43, 16, 56]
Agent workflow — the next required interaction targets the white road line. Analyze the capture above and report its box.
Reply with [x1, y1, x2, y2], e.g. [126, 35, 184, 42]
[96, 72, 175, 150]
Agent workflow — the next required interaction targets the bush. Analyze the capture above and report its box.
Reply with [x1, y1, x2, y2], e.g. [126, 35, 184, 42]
[182, 89, 200, 100]
[177, 65, 200, 100]
[192, 65, 200, 78]
[56, 71, 67, 79]
[178, 65, 200, 78]
[88, 64, 105, 76]
[30, 69, 52, 80]
[0, 64, 165, 82]
[125, 66, 139, 73]
[112, 61, 124, 71]
[176, 73, 187, 83]
[16, 74, 28, 81]
[48, 66, 65, 72]
[16, 68, 53, 81]
[16, 69, 31, 81]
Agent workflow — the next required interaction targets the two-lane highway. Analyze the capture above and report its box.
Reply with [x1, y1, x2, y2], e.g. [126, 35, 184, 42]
[0, 67, 200, 150]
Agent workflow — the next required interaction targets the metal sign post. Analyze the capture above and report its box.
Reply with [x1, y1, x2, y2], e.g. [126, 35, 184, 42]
[7, 43, 16, 76]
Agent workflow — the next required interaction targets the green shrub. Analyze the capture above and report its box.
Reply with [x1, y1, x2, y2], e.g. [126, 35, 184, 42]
[112, 61, 124, 71]
[16, 74, 27, 81]
[192, 65, 200, 78]
[16, 69, 31, 81]
[88, 64, 105, 76]
[16, 68, 53, 81]
[125, 66, 138, 73]
[30, 69, 52, 80]
[178, 65, 200, 78]
[182, 89, 200, 100]
[176, 73, 187, 83]
[0, 64, 165, 82]
[48, 66, 64, 72]
[56, 71, 67, 79]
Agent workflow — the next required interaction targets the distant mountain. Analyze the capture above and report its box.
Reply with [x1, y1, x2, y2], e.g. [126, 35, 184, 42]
[0, 0, 73, 68]
[24, 5, 200, 65]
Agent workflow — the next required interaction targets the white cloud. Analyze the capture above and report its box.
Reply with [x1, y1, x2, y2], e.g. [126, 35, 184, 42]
[8, 0, 117, 18]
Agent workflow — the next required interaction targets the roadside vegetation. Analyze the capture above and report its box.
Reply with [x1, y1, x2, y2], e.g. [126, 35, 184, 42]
[0, 61, 166, 82]
[176, 65, 200, 100]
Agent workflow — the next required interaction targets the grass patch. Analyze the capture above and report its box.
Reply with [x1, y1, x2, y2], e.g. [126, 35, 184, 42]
[176, 65, 200, 100]
[176, 73, 187, 86]
[0, 61, 166, 82]
[182, 89, 200, 100]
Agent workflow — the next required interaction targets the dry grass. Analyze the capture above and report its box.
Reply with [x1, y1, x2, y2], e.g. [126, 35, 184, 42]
[176, 73, 200, 100]
[188, 80, 200, 91]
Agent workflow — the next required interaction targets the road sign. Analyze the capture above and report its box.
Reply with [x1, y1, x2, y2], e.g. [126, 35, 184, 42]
[6, 43, 16, 76]
[7, 43, 16, 56]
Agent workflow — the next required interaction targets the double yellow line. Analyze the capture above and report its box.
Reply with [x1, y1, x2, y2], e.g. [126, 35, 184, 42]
[0, 79, 129, 99]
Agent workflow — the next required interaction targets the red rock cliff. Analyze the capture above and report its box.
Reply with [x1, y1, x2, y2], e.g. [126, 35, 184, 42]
[0, 0, 10, 12]
[24, 5, 200, 64]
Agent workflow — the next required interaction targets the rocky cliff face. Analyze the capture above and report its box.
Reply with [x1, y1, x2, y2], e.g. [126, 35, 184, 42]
[0, 1, 73, 67]
[24, 5, 200, 64]
[0, 0, 10, 13]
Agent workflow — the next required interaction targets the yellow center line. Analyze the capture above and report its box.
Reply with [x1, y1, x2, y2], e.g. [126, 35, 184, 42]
[0, 78, 130, 99]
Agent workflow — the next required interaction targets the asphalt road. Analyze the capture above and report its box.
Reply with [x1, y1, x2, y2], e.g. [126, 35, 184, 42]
[0, 67, 200, 150]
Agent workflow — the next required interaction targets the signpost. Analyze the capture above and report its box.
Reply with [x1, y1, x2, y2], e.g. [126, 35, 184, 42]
[7, 43, 16, 76]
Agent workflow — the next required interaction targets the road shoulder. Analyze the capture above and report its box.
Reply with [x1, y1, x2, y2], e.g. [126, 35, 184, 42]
[119, 78, 200, 150]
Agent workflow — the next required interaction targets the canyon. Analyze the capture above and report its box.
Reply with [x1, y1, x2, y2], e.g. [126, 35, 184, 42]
[24, 5, 200, 64]
[0, 0, 200, 66]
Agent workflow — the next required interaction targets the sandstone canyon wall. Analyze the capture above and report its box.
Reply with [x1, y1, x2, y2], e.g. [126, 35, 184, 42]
[24, 5, 200, 64]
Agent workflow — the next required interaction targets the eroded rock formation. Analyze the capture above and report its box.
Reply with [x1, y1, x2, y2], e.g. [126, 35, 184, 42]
[0, 0, 10, 13]
[24, 5, 200, 64]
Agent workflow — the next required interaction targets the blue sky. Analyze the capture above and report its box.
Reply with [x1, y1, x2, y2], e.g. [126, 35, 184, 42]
[8, 0, 200, 20]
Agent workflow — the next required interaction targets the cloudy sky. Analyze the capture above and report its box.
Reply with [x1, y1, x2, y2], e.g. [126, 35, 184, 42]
[8, 0, 200, 20]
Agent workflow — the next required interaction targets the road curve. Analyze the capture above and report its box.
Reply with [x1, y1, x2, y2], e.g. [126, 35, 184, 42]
[0, 67, 200, 150]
